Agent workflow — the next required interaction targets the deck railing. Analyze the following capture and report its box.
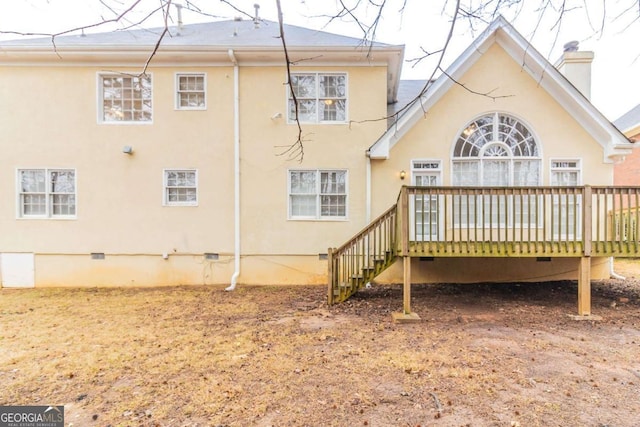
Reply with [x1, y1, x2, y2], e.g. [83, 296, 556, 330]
[398, 186, 640, 257]
[328, 203, 398, 304]
[328, 185, 640, 304]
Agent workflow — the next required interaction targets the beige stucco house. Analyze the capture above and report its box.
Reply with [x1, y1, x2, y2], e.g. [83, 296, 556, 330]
[1, 16, 637, 315]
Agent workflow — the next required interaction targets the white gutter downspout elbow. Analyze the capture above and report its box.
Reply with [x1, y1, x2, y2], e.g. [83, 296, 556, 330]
[226, 49, 240, 291]
[610, 258, 626, 280]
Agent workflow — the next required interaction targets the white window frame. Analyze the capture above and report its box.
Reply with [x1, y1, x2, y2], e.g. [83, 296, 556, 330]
[163, 169, 198, 207]
[288, 169, 348, 220]
[16, 168, 77, 219]
[175, 73, 207, 110]
[287, 72, 348, 124]
[410, 160, 444, 240]
[550, 159, 582, 186]
[550, 159, 582, 239]
[451, 113, 542, 228]
[97, 72, 153, 124]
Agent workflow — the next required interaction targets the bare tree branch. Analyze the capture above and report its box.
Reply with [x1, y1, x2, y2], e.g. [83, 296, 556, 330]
[219, 0, 255, 20]
[2, 0, 639, 159]
[140, 0, 172, 74]
[1, 0, 147, 40]
[406, 47, 444, 67]
[438, 66, 514, 100]
[275, 0, 305, 162]
[351, 0, 464, 127]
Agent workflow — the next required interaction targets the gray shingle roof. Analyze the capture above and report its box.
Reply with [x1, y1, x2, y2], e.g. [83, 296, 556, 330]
[614, 103, 640, 133]
[0, 19, 394, 49]
[387, 79, 427, 128]
[388, 80, 427, 114]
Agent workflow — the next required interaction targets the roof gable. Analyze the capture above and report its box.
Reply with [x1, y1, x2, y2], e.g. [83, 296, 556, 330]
[369, 16, 632, 163]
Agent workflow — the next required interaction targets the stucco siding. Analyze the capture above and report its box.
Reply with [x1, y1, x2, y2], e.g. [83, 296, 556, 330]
[375, 257, 611, 284]
[370, 43, 613, 219]
[0, 62, 388, 286]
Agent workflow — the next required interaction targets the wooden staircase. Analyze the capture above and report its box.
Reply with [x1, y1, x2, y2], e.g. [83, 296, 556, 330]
[328, 185, 640, 315]
[328, 203, 398, 304]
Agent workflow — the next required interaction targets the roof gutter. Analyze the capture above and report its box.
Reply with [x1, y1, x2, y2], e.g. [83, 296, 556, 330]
[226, 48, 241, 291]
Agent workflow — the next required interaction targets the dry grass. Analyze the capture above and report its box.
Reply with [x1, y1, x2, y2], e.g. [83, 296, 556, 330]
[2, 263, 640, 426]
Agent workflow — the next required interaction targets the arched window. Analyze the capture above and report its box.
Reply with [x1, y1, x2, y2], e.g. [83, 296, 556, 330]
[452, 113, 541, 186]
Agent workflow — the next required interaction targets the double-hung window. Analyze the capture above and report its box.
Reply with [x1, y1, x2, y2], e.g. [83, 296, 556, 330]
[288, 73, 347, 123]
[99, 73, 152, 122]
[412, 160, 442, 240]
[176, 73, 206, 109]
[550, 160, 581, 238]
[18, 169, 76, 218]
[164, 169, 198, 206]
[289, 170, 347, 219]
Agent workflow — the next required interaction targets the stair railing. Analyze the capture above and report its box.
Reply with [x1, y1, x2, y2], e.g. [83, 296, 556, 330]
[328, 203, 398, 304]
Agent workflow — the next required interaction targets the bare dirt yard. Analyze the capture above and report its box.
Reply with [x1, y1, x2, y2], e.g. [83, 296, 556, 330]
[2, 260, 640, 427]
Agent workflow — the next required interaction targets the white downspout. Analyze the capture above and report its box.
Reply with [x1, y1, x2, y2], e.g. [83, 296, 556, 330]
[610, 257, 626, 280]
[364, 151, 372, 289]
[365, 151, 371, 223]
[226, 49, 240, 291]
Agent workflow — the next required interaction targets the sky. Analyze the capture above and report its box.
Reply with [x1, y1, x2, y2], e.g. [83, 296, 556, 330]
[1, 0, 639, 122]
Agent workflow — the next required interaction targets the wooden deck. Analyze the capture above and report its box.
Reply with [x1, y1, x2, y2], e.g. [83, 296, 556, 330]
[329, 185, 640, 319]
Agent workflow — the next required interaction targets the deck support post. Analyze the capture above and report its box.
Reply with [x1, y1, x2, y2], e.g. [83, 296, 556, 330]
[403, 256, 411, 314]
[392, 256, 421, 323]
[577, 256, 591, 316]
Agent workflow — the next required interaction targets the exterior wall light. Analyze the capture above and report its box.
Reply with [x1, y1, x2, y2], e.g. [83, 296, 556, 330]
[122, 146, 134, 155]
[400, 170, 406, 180]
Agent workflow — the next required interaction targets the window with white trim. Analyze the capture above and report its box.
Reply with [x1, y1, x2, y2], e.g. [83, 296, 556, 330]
[288, 73, 347, 123]
[550, 159, 581, 238]
[164, 169, 198, 206]
[453, 113, 541, 185]
[99, 73, 152, 122]
[176, 73, 206, 109]
[18, 169, 76, 218]
[289, 170, 347, 219]
[452, 113, 541, 226]
[550, 160, 580, 186]
[412, 160, 442, 239]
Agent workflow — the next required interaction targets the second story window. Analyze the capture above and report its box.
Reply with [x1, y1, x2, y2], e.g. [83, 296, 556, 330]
[99, 73, 152, 123]
[288, 73, 347, 123]
[176, 73, 206, 110]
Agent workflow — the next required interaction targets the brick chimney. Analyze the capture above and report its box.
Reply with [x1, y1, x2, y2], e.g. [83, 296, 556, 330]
[554, 41, 594, 100]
